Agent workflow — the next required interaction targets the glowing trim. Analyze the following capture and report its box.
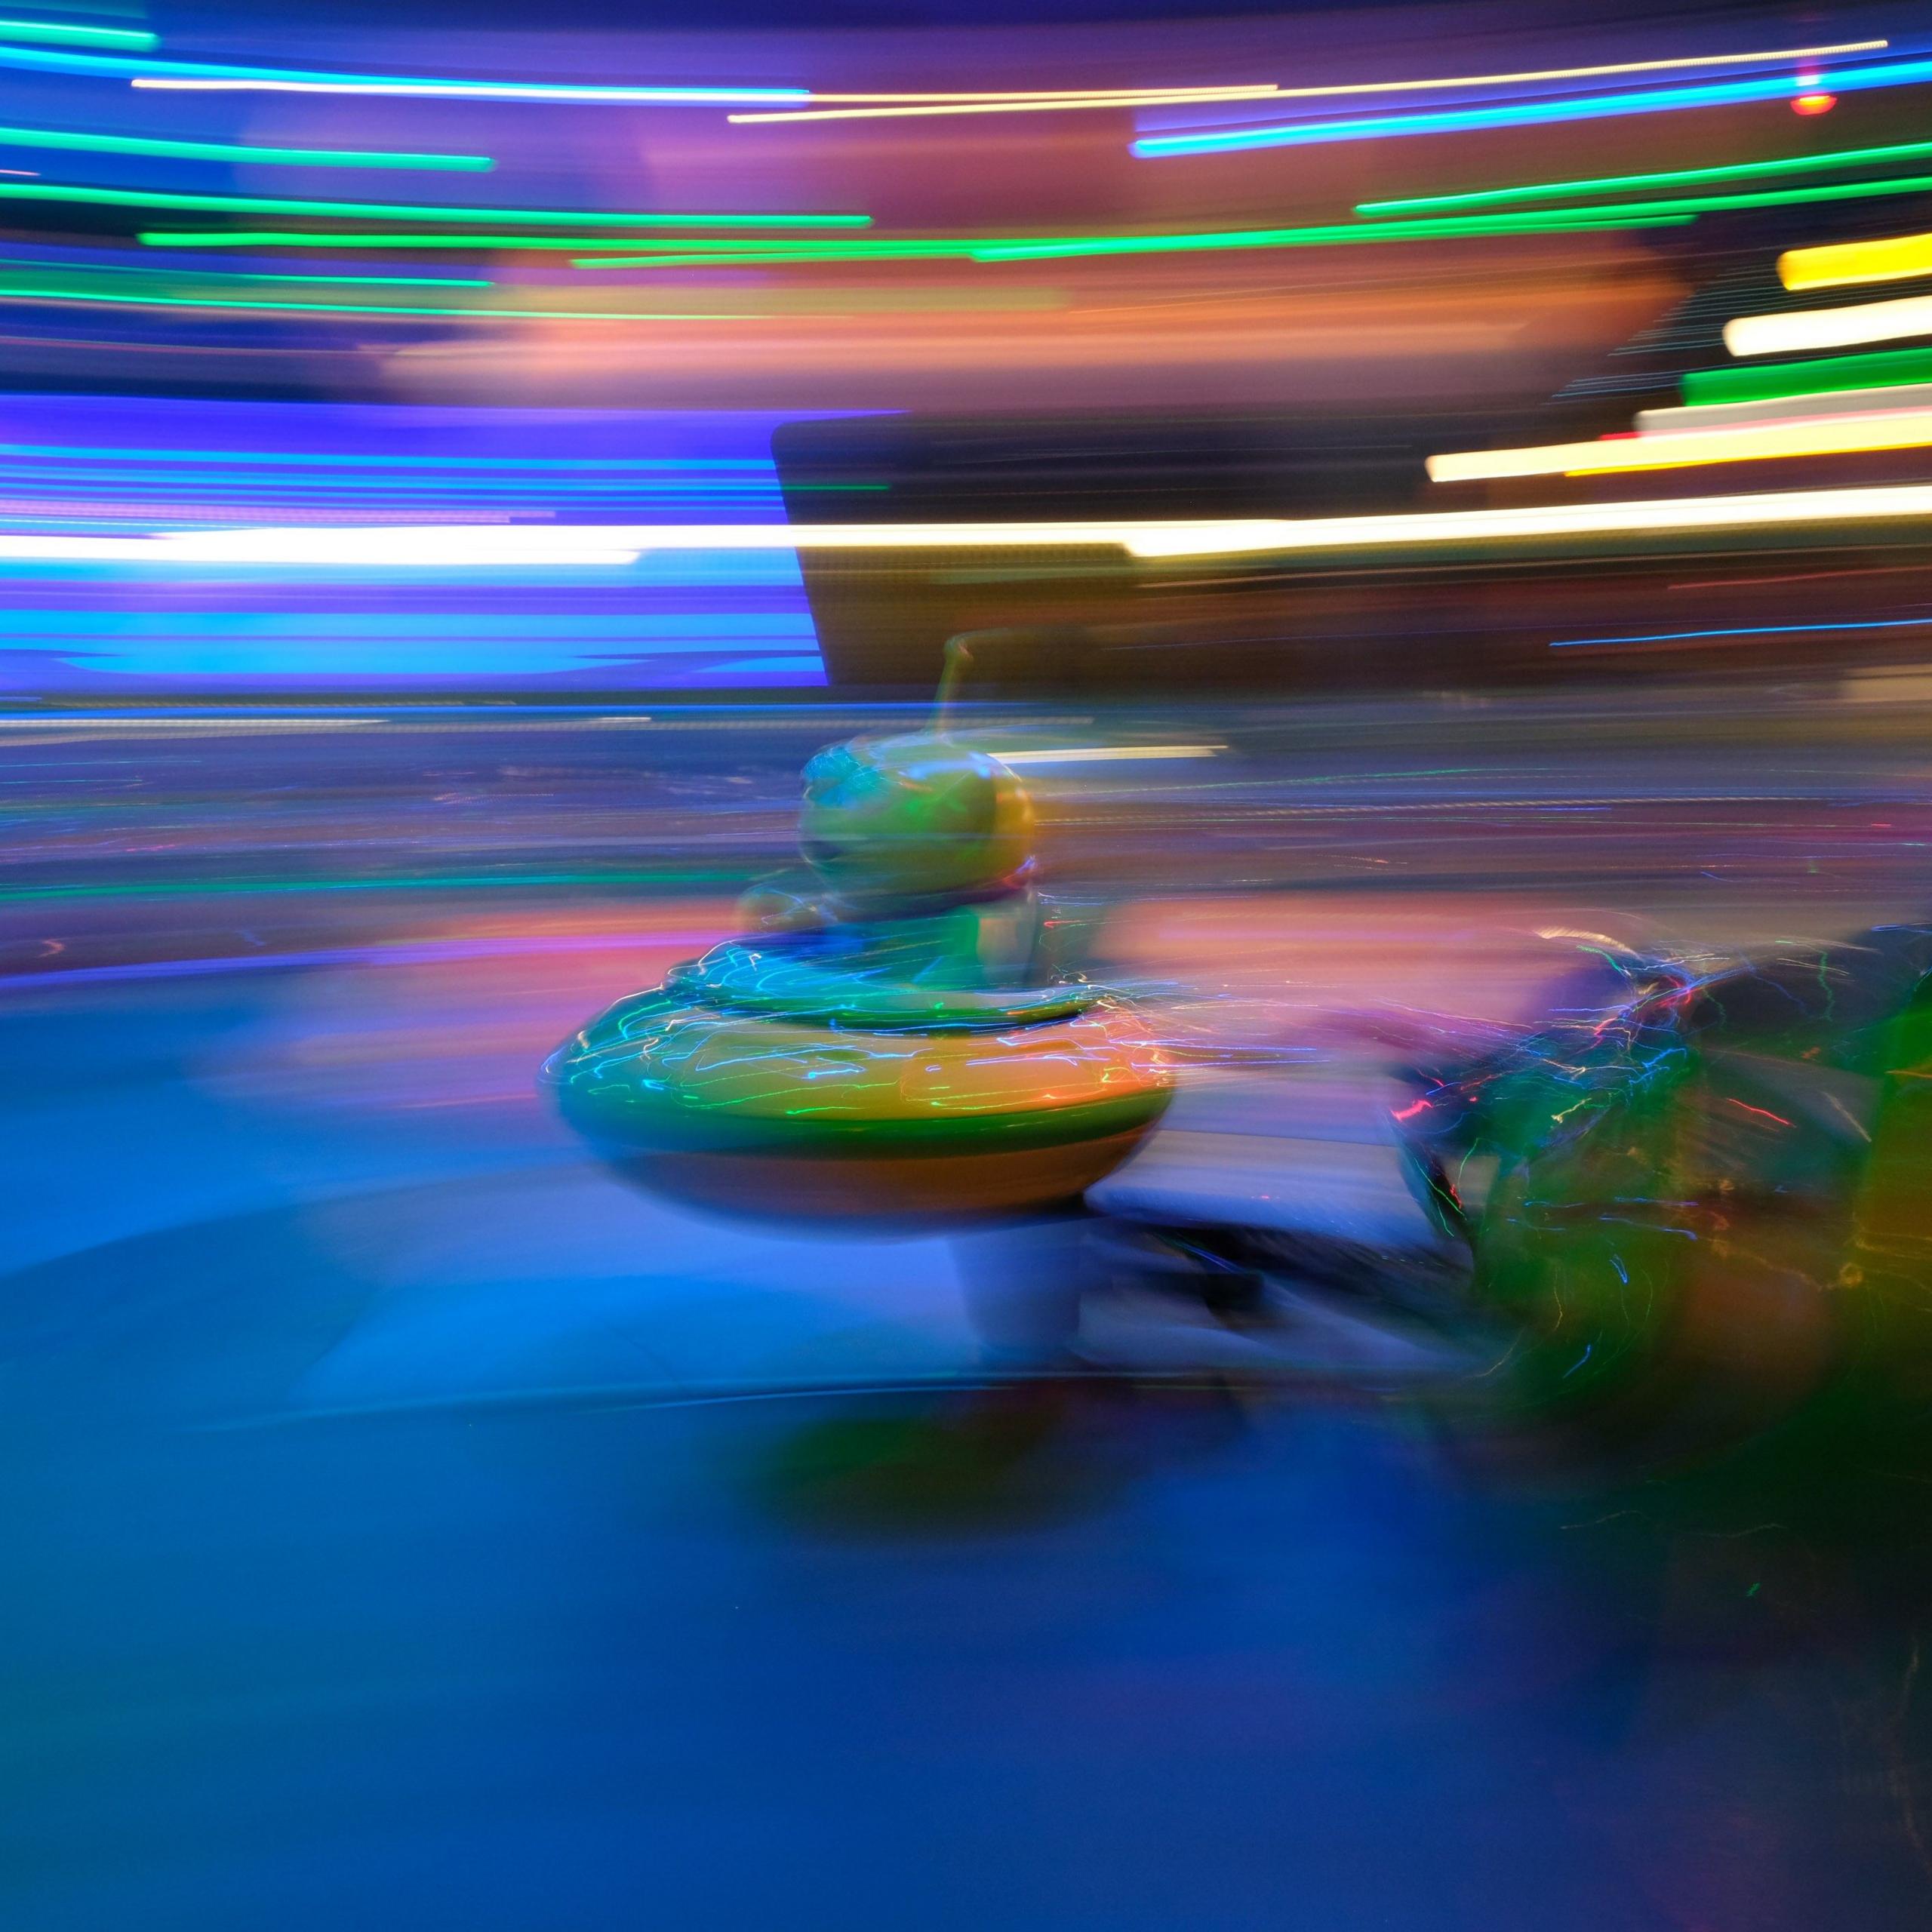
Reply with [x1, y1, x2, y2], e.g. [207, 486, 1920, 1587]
[1780, 231, 1932, 291]
[1134, 55, 1932, 156]
[1360, 137, 1932, 216]
[0, 124, 490, 171]
[1726, 296, 1932, 358]
[1428, 409, 1932, 481]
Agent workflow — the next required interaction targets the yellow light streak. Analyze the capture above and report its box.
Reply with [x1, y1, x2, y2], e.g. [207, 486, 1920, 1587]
[1780, 230, 1932, 291]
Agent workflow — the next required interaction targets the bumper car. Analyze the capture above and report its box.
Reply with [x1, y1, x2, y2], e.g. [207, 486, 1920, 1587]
[545, 728, 1173, 1226]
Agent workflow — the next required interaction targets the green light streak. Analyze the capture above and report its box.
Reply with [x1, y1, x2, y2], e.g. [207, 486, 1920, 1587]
[0, 17, 155, 48]
[0, 180, 871, 226]
[0, 122, 491, 171]
[1358, 137, 1932, 214]
[970, 211, 1693, 261]
[1683, 344, 1932, 407]
[574, 210, 1691, 271]
[1356, 171, 1932, 227]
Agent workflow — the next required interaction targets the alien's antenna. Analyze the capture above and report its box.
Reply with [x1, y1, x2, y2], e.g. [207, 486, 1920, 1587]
[931, 634, 975, 737]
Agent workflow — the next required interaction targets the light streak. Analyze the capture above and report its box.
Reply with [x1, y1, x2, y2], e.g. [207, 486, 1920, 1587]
[0, 260, 492, 287]
[575, 210, 1693, 270]
[1780, 230, 1932, 291]
[1358, 136, 1932, 216]
[1109, 487, 1932, 558]
[740, 42, 1889, 120]
[143, 231, 782, 251]
[0, 124, 491, 171]
[964, 212, 1689, 263]
[0, 45, 795, 100]
[1426, 408, 1932, 481]
[996, 744, 1224, 763]
[1358, 173, 1932, 230]
[4, 484, 1929, 568]
[1684, 345, 1932, 406]
[1134, 54, 1932, 157]
[128, 77, 804, 102]
[731, 88, 1285, 125]
[1636, 382, 1932, 431]
[0, 17, 155, 47]
[1726, 294, 1932, 358]
[143, 211, 1688, 266]
[0, 182, 867, 226]
[1550, 616, 1932, 648]
[0, 280, 766, 321]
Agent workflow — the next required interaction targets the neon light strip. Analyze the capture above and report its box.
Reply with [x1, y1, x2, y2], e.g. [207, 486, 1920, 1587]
[735, 42, 1887, 121]
[0, 484, 1911, 566]
[1360, 137, 1932, 216]
[1427, 408, 1932, 481]
[1780, 230, 1932, 291]
[1684, 346, 1932, 406]
[0, 183, 868, 226]
[0, 18, 155, 48]
[1726, 295, 1932, 358]
[1134, 56, 1932, 156]
[1552, 616, 1932, 648]
[0, 124, 491, 171]
[1637, 382, 1932, 430]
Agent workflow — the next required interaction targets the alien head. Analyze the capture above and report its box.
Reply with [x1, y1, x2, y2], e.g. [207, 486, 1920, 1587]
[798, 733, 1035, 902]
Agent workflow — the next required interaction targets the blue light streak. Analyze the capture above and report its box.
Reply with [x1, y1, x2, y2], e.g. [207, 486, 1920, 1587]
[0, 42, 809, 100]
[1134, 57, 1932, 156]
[1551, 615, 1932, 648]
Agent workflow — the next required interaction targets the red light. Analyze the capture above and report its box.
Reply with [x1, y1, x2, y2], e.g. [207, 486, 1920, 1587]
[1793, 92, 1837, 115]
